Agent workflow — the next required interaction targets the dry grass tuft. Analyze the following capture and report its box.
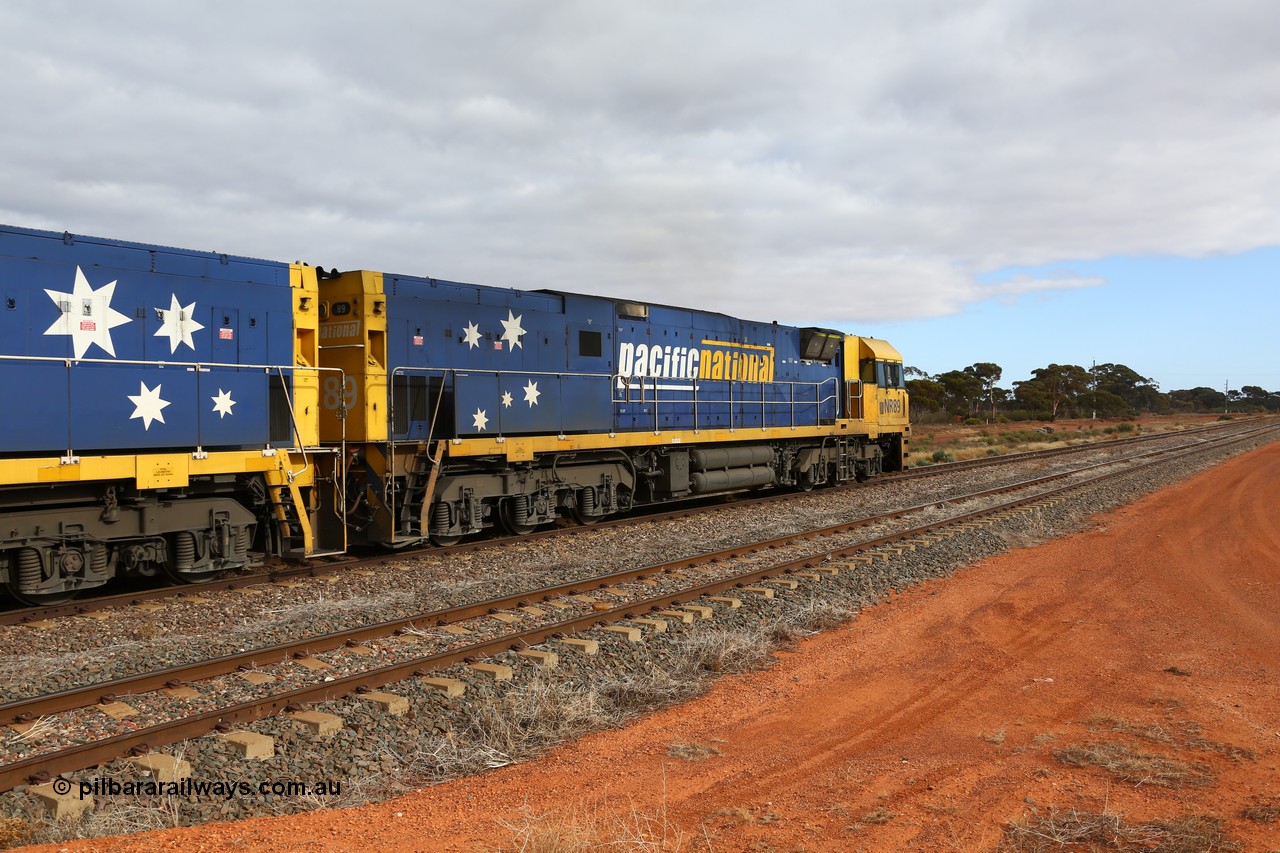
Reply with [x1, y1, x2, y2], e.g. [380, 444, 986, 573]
[1241, 800, 1280, 824]
[858, 807, 895, 826]
[464, 673, 613, 762]
[401, 608, 857, 790]
[1087, 713, 1175, 744]
[1054, 741, 1213, 788]
[3, 715, 56, 748]
[1176, 722, 1256, 763]
[499, 803, 689, 852]
[667, 742, 721, 762]
[600, 667, 701, 713]
[667, 598, 853, 677]
[999, 807, 1240, 853]
[673, 628, 775, 675]
[406, 733, 516, 778]
[1086, 714, 1256, 762]
[979, 728, 1008, 745]
[773, 598, 855, 635]
[1182, 737, 1256, 763]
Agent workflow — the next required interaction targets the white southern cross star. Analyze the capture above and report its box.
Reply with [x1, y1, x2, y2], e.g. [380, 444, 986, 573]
[211, 388, 236, 419]
[523, 379, 541, 407]
[155, 293, 205, 353]
[43, 266, 132, 359]
[127, 381, 170, 430]
[501, 391, 513, 408]
[499, 310, 525, 350]
[462, 321, 482, 349]
[472, 407, 490, 431]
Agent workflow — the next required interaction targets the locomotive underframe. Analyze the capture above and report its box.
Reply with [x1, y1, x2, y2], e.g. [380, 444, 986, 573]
[344, 432, 905, 547]
[0, 477, 266, 603]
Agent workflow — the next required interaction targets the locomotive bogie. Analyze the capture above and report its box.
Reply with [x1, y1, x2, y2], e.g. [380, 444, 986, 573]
[0, 482, 258, 603]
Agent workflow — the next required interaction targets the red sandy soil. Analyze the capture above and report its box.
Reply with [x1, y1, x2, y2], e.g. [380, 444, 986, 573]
[31, 442, 1280, 852]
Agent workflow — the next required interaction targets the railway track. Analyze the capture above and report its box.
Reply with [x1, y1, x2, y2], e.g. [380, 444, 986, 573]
[3, 419, 1275, 796]
[0, 418, 1259, 627]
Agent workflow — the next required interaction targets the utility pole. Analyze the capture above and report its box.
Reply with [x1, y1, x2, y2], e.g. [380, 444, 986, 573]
[1225, 380, 1229, 415]
[1091, 360, 1096, 420]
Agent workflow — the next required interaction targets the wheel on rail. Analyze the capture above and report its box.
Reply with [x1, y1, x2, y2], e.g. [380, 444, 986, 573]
[499, 499, 539, 536]
[161, 532, 226, 585]
[162, 565, 224, 584]
[4, 545, 95, 606]
[430, 533, 463, 547]
[570, 488, 603, 525]
[4, 583, 79, 607]
[570, 505, 602, 525]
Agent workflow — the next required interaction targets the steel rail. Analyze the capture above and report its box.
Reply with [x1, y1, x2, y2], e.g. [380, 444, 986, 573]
[1, 423, 1274, 793]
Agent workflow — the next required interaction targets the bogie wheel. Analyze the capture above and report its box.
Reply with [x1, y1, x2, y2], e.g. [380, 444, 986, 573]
[499, 500, 539, 536]
[571, 506, 602, 525]
[6, 547, 80, 606]
[430, 533, 463, 547]
[571, 488, 603, 525]
[162, 532, 224, 584]
[5, 583, 78, 607]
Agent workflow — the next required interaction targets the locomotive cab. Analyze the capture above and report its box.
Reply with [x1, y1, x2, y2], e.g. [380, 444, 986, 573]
[842, 336, 910, 473]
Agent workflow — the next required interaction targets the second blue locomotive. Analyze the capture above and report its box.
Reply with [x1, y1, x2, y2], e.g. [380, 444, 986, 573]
[315, 268, 909, 547]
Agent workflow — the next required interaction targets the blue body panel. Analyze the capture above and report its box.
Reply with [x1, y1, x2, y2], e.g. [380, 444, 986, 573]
[0, 226, 294, 455]
[385, 273, 614, 439]
[383, 272, 844, 442]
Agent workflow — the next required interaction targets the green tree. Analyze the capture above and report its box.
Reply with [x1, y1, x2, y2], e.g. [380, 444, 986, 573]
[1014, 364, 1091, 420]
[1089, 363, 1164, 413]
[964, 362, 1003, 420]
[1238, 385, 1280, 412]
[1076, 389, 1131, 418]
[1169, 387, 1227, 412]
[904, 377, 947, 416]
[935, 369, 985, 417]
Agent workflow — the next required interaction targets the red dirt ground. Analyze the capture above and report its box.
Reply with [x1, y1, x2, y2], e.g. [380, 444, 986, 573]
[30, 442, 1280, 852]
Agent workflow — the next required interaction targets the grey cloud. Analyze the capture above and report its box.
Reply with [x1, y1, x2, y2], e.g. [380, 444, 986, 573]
[1, 0, 1277, 327]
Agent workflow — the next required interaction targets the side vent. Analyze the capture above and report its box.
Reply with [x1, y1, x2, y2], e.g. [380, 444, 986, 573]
[617, 301, 649, 320]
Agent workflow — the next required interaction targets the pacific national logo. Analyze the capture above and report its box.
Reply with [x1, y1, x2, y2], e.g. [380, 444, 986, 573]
[618, 340, 775, 383]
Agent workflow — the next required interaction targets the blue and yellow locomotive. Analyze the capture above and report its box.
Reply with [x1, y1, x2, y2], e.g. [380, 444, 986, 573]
[313, 268, 910, 547]
[0, 224, 909, 601]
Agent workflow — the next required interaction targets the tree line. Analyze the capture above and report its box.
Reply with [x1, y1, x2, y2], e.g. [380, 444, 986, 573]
[905, 362, 1280, 422]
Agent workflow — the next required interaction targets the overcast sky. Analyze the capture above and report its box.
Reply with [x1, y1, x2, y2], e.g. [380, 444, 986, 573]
[2, 1, 1276, 389]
